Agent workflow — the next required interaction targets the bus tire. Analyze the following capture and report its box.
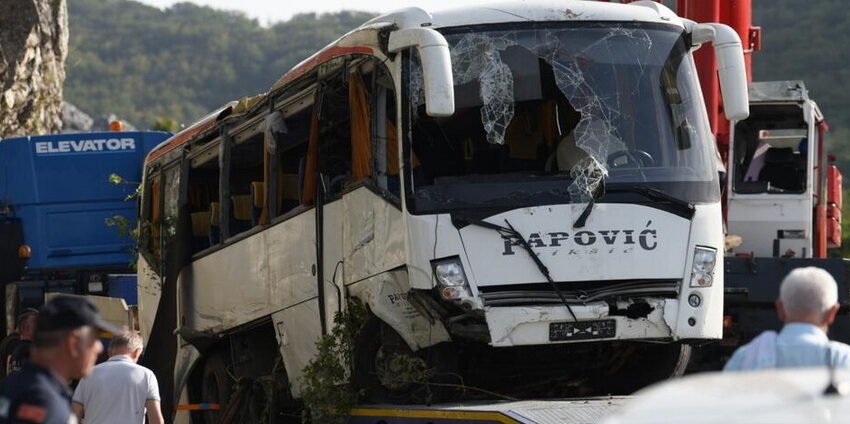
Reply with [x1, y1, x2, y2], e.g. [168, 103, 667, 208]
[201, 352, 232, 424]
[354, 317, 458, 404]
[604, 342, 691, 394]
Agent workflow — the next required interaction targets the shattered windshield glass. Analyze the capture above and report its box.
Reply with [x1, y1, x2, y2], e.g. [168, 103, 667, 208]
[405, 23, 719, 214]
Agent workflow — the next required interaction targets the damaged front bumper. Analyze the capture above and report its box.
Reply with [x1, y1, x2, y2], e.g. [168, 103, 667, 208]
[484, 298, 678, 347]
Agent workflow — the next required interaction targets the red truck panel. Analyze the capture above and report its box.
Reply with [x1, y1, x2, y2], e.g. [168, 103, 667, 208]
[828, 165, 842, 210]
[828, 217, 842, 248]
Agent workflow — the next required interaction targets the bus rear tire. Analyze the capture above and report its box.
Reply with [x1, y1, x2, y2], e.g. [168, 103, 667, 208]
[201, 352, 232, 424]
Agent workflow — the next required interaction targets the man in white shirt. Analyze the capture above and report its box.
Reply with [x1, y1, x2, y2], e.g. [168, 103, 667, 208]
[72, 331, 164, 424]
[724, 267, 850, 371]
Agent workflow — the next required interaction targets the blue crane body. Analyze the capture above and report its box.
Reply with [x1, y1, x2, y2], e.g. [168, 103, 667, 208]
[0, 131, 171, 331]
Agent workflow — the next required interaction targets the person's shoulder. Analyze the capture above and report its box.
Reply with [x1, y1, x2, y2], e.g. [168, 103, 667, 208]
[828, 340, 850, 363]
[10, 341, 31, 357]
[1, 365, 41, 392]
[137, 363, 159, 380]
[0, 370, 61, 422]
[723, 330, 779, 372]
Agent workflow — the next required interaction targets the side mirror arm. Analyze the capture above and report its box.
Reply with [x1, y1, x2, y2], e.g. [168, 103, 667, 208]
[388, 28, 455, 117]
[690, 22, 750, 122]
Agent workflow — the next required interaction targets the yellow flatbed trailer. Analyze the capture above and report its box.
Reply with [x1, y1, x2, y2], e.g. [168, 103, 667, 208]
[347, 397, 628, 424]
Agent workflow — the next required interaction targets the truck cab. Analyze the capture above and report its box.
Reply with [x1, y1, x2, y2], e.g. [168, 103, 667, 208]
[727, 81, 841, 258]
[0, 131, 170, 333]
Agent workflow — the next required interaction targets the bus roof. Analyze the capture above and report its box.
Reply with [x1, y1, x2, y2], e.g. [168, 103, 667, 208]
[146, 0, 682, 164]
[391, 1, 681, 31]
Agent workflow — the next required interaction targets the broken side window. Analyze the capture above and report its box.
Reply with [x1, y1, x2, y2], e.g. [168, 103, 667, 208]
[227, 130, 264, 236]
[141, 169, 162, 268]
[187, 140, 221, 254]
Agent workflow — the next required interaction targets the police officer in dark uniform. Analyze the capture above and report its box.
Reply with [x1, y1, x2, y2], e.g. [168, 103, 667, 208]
[0, 297, 122, 424]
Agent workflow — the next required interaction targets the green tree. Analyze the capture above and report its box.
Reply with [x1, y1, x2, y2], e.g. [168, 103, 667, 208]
[65, 0, 374, 128]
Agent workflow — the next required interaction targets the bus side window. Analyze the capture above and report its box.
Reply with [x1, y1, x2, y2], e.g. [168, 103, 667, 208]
[317, 69, 355, 200]
[228, 132, 264, 235]
[163, 165, 181, 234]
[372, 68, 400, 198]
[141, 172, 162, 268]
[188, 142, 221, 254]
[272, 106, 312, 218]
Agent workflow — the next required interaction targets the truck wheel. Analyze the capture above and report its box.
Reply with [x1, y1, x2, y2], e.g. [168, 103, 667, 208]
[201, 353, 232, 424]
[353, 318, 458, 404]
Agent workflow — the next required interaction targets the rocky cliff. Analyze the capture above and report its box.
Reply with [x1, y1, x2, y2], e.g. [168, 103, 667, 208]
[0, 0, 68, 138]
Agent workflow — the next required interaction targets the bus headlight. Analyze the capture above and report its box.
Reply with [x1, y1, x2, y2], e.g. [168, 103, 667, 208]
[432, 257, 472, 300]
[690, 246, 716, 288]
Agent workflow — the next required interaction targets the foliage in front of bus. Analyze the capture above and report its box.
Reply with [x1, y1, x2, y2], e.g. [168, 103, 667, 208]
[405, 23, 719, 214]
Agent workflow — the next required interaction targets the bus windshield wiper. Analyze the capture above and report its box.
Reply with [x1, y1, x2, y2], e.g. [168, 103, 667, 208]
[573, 175, 606, 229]
[453, 216, 578, 322]
[606, 186, 695, 219]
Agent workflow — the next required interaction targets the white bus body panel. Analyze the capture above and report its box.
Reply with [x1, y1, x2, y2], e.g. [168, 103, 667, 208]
[136, 254, 160, 342]
[182, 211, 317, 333]
[341, 188, 406, 284]
[460, 204, 690, 284]
[404, 203, 724, 344]
[425, 1, 683, 31]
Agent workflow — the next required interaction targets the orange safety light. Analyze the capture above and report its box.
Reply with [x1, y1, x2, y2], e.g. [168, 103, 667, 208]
[109, 120, 124, 132]
[18, 244, 31, 259]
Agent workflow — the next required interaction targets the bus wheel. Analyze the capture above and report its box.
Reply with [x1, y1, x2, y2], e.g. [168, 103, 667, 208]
[602, 342, 691, 394]
[354, 318, 458, 404]
[201, 352, 232, 424]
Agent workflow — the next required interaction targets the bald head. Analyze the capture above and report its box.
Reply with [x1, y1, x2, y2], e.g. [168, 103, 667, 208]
[777, 267, 840, 330]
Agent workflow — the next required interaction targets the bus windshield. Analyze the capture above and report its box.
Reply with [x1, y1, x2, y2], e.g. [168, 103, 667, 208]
[405, 23, 719, 214]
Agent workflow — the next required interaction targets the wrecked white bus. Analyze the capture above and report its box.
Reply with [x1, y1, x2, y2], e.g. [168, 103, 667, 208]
[136, 1, 749, 420]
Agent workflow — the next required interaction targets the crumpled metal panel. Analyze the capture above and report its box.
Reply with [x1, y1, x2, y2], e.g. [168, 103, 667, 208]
[347, 268, 451, 351]
[180, 210, 316, 334]
[136, 255, 161, 342]
[484, 299, 671, 347]
[342, 187, 406, 284]
[271, 300, 322, 398]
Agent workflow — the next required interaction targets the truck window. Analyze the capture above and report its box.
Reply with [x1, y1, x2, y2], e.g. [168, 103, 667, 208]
[732, 108, 808, 194]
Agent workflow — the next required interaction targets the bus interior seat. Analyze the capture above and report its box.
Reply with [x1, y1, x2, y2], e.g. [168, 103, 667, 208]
[209, 202, 221, 245]
[278, 173, 300, 214]
[231, 195, 253, 233]
[190, 211, 211, 252]
[250, 181, 264, 225]
[759, 147, 802, 191]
